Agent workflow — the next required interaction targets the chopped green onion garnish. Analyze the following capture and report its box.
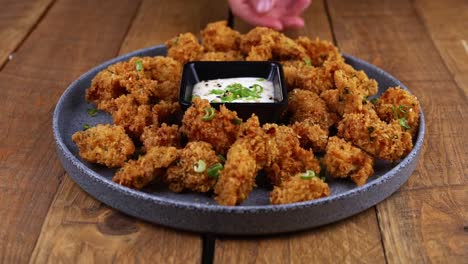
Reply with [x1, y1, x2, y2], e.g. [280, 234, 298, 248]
[207, 163, 223, 179]
[300, 170, 316, 179]
[399, 117, 411, 130]
[194, 160, 206, 173]
[321, 176, 326, 182]
[87, 108, 98, 117]
[370, 98, 378, 104]
[257, 78, 265, 81]
[304, 59, 312, 66]
[217, 154, 226, 163]
[135, 60, 143, 71]
[231, 118, 242, 125]
[398, 104, 408, 113]
[392, 106, 399, 119]
[202, 107, 215, 121]
[83, 124, 91, 130]
[252, 84, 263, 93]
[210, 89, 224, 95]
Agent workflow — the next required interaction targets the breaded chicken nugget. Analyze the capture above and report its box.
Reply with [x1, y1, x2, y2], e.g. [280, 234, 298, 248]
[337, 113, 413, 161]
[375, 87, 420, 136]
[288, 89, 339, 130]
[323, 136, 374, 186]
[198, 51, 243, 61]
[86, 64, 127, 111]
[151, 100, 182, 125]
[113, 146, 179, 189]
[181, 97, 241, 154]
[166, 33, 204, 64]
[112, 94, 153, 138]
[214, 115, 268, 205]
[296, 37, 342, 67]
[141, 124, 181, 151]
[263, 124, 321, 186]
[166, 141, 220, 193]
[200, 21, 241, 52]
[72, 124, 135, 168]
[270, 174, 330, 205]
[291, 120, 329, 152]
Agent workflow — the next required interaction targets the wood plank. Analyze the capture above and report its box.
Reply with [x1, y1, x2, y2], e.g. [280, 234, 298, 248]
[233, 0, 333, 40]
[215, 209, 385, 263]
[0, 0, 141, 262]
[120, 0, 229, 53]
[377, 186, 468, 263]
[414, 0, 468, 97]
[214, 2, 386, 262]
[0, 0, 54, 68]
[31, 176, 201, 263]
[328, 0, 451, 82]
[31, 0, 230, 262]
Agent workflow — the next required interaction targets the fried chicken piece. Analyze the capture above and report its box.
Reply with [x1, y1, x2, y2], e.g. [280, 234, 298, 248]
[375, 87, 420, 136]
[263, 124, 321, 186]
[112, 94, 153, 138]
[200, 20, 241, 52]
[72, 124, 135, 168]
[152, 100, 182, 125]
[282, 57, 348, 94]
[291, 120, 329, 152]
[86, 64, 127, 111]
[166, 33, 204, 64]
[141, 124, 181, 151]
[296, 37, 342, 66]
[240, 27, 308, 61]
[113, 146, 179, 189]
[321, 67, 378, 116]
[337, 113, 413, 161]
[323, 136, 374, 186]
[288, 89, 339, 130]
[214, 115, 268, 205]
[198, 51, 243, 61]
[181, 97, 241, 154]
[165, 141, 220, 193]
[270, 174, 330, 205]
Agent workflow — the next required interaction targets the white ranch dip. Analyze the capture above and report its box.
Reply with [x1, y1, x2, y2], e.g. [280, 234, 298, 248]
[192, 77, 275, 103]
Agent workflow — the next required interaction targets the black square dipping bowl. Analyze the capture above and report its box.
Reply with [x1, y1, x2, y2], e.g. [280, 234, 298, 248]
[179, 61, 287, 123]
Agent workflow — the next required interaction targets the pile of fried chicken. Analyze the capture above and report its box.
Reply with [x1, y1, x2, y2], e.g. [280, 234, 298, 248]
[72, 21, 420, 206]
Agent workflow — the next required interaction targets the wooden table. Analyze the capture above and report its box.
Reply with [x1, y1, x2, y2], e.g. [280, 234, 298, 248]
[1, 0, 467, 263]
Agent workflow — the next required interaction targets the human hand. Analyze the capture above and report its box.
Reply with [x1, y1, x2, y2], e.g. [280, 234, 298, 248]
[228, 0, 311, 31]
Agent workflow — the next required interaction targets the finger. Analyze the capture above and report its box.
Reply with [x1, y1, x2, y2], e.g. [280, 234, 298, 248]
[288, 0, 312, 15]
[281, 16, 305, 28]
[229, 0, 283, 30]
[250, 0, 273, 14]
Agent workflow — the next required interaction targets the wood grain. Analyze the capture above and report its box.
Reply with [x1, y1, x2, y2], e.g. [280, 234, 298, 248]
[120, 0, 229, 54]
[30, 175, 201, 263]
[215, 209, 385, 263]
[414, 0, 468, 97]
[0, 0, 141, 262]
[214, 1, 386, 262]
[0, 0, 54, 68]
[377, 186, 468, 263]
[31, 0, 230, 262]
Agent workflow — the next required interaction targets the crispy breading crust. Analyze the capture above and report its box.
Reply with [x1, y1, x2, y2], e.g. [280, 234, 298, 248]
[181, 97, 241, 154]
[214, 115, 268, 205]
[111, 94, 153, 138]
[288, 89, 339, 130]
[270, 175, 330, 205]
[200, 21, 241, 52]
[72, 124, 135, 168]
[291, 120, 329, 152]
[165, 141, 219, 193]
[337, 113, 413, 161]
[198, 51, 243, 61]
[375, 87, 420, 136]
[166, 33, 204, 64]
[323, 136, 374, 186]
[141, 124, 181, 151]
[113, 146, 179, 189]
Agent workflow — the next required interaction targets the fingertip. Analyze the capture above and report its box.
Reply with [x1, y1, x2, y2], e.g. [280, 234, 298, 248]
[282, 17, 305, 28]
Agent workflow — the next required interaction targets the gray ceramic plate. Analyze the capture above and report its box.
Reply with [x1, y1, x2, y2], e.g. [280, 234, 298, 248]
[53, 45, 425, 235]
